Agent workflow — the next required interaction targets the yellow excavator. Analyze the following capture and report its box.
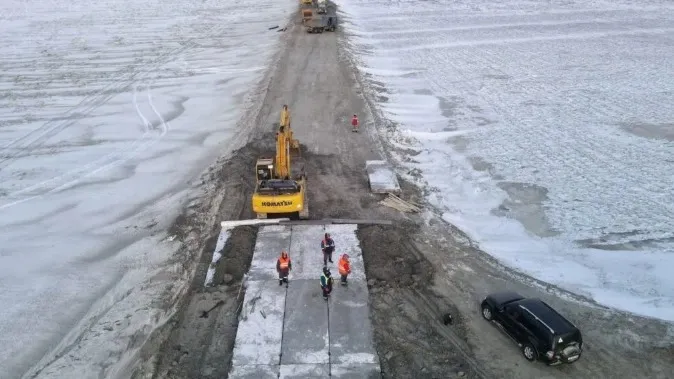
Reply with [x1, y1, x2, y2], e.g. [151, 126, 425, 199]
[251, 105, 308, 219]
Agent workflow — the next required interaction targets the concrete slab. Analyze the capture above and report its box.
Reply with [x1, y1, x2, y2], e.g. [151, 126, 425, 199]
[221, 218, 289, 229]
[231, 280, 286, 366]
[365, 160, 400, 194]
[248, 225, 292, 281]
[228, 364, 279, 379]
[281, 279, 329, 364]
[331, 364, 382, 378]
[229, 223, 381, 378]
[325, 224, 366, 282]
[328, 280, 379, 366]
[279, 364, 330, 378]
[289, 224, 327, 279]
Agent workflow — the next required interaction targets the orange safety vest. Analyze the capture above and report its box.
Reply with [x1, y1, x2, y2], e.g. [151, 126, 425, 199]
[338, 257, 350, 275]
[278, 256, 290, 270]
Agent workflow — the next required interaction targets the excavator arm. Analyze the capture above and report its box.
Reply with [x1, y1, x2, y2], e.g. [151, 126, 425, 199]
[275, 125, 291, 179]
[279, 105, 299, 150]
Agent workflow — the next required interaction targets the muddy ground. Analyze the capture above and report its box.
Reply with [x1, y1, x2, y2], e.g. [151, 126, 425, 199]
[131, 5, 674, 379]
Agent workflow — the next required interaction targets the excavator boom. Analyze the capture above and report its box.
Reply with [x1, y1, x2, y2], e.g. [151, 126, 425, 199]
[275, 125, 291, 179]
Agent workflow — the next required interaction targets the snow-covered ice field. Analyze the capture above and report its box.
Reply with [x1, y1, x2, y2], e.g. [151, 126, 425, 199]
[0, 0, 293, 377]
[339, 0, 674, 321]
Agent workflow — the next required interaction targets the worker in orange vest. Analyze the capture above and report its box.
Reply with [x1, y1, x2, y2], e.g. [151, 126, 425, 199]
[351, 114, 359, 132]
[337, 253, 351, 285]
[276, 250, 292, 287]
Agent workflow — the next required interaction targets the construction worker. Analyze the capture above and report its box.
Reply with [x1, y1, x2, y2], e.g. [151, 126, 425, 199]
[351, 114, 359, 132]
[337, 253, 351, 285]
[276, 250, 292, 286]
[320, 266, 333, 300]
[321, 232, 335, 265]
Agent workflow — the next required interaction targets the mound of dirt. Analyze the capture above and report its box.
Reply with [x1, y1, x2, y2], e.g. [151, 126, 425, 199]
[357, 223, 482, 379]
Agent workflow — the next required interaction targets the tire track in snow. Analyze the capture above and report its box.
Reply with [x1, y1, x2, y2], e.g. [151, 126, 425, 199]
[0, 11, 232, 170]
[379, 27, 674, 52]
[0, 83, 167, 209]
[0, 12, 240, 208]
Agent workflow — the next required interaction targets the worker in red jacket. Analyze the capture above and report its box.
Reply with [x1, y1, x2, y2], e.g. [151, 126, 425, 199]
[338, 253, 351, 285]
[351, 114, 359, 132]
[276, 250, 292, 287]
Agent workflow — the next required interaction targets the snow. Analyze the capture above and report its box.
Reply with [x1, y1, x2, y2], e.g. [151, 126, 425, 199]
[338, 0, 674, 321]
[0, 0, 295, 378]
[204, 228, 231, 287]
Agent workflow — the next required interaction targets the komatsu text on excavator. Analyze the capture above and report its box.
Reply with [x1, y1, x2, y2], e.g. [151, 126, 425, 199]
[251, 105, 308, 219]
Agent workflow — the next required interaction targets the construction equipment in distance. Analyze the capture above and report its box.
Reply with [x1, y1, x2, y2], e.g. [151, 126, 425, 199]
[302, 0, 337, 33]
[251, 105, 308, 220]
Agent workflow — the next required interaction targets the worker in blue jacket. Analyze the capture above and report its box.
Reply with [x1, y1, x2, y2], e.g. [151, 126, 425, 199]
[320, 267, 333, 300]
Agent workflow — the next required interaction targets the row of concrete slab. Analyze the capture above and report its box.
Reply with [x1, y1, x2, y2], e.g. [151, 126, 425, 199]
[227, 224, 382, 378]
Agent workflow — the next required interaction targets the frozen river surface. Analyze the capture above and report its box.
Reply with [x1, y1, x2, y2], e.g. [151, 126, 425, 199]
[338, 0, 674, 320]
[0, 0, 294, 377]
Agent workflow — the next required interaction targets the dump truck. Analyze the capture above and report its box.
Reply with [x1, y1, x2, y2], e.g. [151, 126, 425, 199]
[251, 105, 308, 220]
[301, 0, 337, 33]
[304, 13, 337, 33]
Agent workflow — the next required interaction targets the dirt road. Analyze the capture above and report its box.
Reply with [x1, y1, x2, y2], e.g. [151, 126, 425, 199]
[131, 4, 674, 379]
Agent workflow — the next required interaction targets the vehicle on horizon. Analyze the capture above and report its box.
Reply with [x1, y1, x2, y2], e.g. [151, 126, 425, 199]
[481, 291, 583, 365]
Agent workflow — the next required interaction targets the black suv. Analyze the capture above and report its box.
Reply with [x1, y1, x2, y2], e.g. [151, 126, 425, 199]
[481, 291, 583, 365]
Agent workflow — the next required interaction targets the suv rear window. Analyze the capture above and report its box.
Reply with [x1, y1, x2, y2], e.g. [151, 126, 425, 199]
[519, 310, 553, 342]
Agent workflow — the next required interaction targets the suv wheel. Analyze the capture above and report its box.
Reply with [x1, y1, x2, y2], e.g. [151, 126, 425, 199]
[481, 304, 493, 321]
[522, 344, 537, 361]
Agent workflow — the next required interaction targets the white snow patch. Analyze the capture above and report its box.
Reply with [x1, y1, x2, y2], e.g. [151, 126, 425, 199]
[204, 228, 231, 287]
[333, 352, 378, 364]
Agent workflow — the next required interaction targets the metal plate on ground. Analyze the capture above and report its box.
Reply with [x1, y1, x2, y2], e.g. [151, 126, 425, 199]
[365, 160, 401, 194]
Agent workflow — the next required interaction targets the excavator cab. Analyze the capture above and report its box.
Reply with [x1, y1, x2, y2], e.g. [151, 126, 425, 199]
[256, 158, 274, 181]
